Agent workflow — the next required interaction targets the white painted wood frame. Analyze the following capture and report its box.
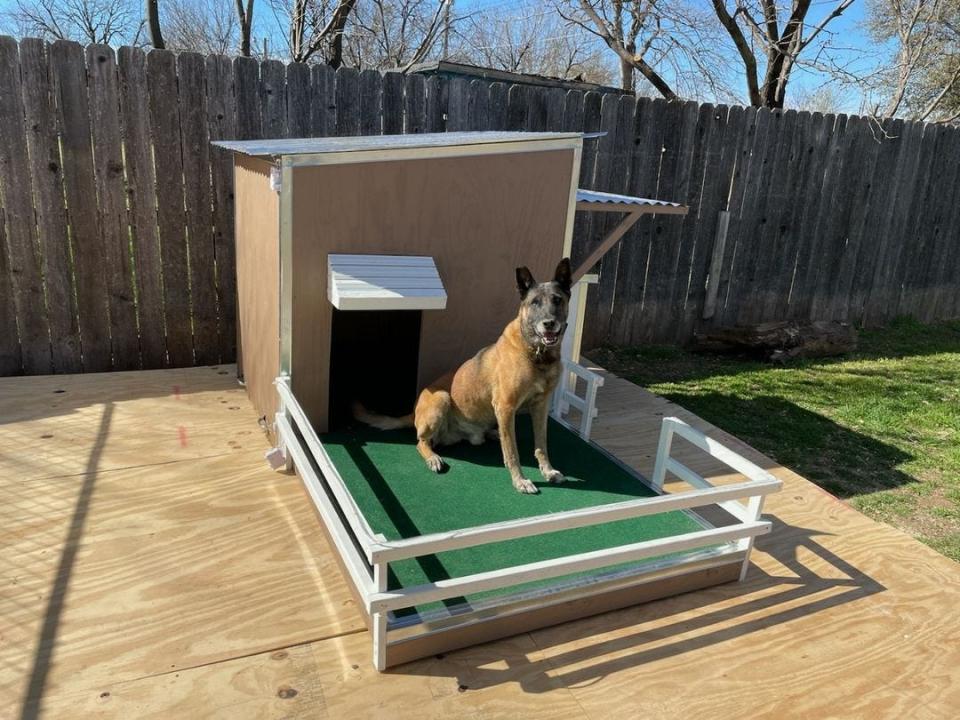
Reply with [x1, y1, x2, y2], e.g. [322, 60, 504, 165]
[272, 377, 781, 670]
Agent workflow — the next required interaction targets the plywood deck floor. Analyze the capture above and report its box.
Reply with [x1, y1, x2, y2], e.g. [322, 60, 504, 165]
[2, 365, 958, 719]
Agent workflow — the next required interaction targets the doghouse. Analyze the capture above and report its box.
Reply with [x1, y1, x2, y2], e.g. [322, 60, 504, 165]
[214, 132, 780, 670]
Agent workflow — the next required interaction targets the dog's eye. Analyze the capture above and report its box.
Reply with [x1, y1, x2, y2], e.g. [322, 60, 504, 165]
[531, 298, 542, 307]
[551, 296, 561, 306]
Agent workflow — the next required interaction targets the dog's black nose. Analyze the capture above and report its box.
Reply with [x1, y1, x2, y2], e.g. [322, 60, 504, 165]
[542, 320, 558, 331]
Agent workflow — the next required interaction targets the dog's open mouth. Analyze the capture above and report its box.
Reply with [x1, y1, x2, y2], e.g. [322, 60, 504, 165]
[539, 331, 560, 346]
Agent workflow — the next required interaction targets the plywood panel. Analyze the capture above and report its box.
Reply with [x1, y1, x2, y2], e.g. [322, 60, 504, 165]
[0, 365, 254, 481]
[290, 148, 576, 430]
[1, 452, 364, 706]
[234, 155, 280, 425]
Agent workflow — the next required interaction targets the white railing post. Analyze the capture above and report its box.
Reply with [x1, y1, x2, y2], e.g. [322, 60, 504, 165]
[372, 558, 388, 671]
[738, 495, 766, 582]
[650, 419, 675, 490]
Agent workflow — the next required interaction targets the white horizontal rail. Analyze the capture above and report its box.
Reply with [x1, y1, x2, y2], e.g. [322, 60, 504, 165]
[563, 359, 605, 385]
[561, 390, 590, 414]
[665, 458, 752, 522]
[369, 521, 770, 613]
[663, 417, 778, 485]
[369, 477, 780, 563]
[275, 378, 380, 558]
[276, 413, 374, 599]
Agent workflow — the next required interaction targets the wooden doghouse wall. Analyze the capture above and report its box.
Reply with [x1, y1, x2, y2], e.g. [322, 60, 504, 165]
[290, 149, 576, 432]
[234, 155, 280, 425]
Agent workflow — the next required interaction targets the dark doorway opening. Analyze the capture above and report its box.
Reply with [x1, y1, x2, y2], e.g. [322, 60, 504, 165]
[328, 309, 422, 431]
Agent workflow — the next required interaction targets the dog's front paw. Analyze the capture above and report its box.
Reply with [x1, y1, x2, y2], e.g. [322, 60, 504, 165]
[542, 469, 565, 484]
[425, 455, 448, 474]
[512, 475, 539, 494]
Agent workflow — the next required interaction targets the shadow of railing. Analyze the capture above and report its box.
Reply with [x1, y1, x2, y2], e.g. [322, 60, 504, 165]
[390, 514, 885, 692]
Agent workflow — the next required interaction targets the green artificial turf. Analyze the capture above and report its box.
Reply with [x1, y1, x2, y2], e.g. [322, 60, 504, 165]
[321, 416, 708, 613]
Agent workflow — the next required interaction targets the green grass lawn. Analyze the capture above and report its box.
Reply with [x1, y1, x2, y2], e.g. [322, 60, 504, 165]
[589, 318, 960, 562]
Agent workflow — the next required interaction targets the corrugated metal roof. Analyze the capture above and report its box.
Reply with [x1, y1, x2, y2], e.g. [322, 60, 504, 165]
[328, 254, 447, 311]
[576, 189, 684, 209]
[212, 132, 582, 158]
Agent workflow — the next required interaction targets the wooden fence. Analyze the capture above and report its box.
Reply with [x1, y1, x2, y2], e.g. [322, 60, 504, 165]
[1, 36, 959, 375]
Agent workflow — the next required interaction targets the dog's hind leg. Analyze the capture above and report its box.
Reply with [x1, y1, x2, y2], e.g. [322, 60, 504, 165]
[531, 399, 564, 484]
[415, 390, 450, 474]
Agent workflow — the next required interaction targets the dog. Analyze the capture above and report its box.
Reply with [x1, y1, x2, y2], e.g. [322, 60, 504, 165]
[354, 258, 572, 494]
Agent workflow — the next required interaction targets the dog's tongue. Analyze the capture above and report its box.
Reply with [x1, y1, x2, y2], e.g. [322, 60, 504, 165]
[542, 331, 558, 344]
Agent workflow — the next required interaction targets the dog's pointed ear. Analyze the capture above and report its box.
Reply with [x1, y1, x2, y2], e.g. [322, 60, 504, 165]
[516, 266, 536, 297]
[554, 257, 572, 296]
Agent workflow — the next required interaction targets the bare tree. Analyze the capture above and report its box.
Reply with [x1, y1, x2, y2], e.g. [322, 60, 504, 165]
[163, 0, 238, 54]
[455, 4, 612, 85]
[560, 1, 735, 101]
[6, 0, 140, 44]
[146, 0, 165, 47]
[235, 0, 254, 55]
[710, 0, 855, 109]
[864, 0, 960, 122]
[345, 0, 451, 71]
[267, 0, 357, 64]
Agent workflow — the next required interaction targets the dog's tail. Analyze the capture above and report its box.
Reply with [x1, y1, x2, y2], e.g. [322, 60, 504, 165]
[352, 402, 415, 430]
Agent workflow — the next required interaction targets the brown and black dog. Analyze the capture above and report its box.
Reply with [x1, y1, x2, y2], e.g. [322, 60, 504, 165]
[354, 258, 572, 494]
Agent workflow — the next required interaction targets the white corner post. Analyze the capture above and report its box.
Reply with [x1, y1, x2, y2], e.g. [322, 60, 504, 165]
[650, 420, 675, 491]
[265, 375, 294, 471]
[552, 274, 603, 439]
[739, 495, 766, 582]
[372, 548, 389, 671]
[649, 416, 777, 582]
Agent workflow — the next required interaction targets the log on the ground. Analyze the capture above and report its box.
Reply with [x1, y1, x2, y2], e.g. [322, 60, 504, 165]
[692, 321, 857, 361]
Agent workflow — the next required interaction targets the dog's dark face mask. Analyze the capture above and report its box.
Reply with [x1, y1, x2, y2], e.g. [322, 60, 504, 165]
[515, 258, 572, 352]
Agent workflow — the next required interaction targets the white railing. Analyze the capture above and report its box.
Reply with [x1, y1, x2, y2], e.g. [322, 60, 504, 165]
[551, 359, 604, 440]
[272, 376, 781, 671]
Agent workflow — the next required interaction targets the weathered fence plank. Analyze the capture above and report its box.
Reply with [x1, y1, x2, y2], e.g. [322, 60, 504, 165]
[87, 43, 139, 369]
[679, 104, 733, 340]
[335, 66, 360, 136]
[425, 76, 447, 132]
[148, 49, 193, 366]
[359, 68, 382, 135]
[588, 93, 635, 343]
[178, 52, 219, 365]
[487, 82, 508, 130]
[382, 71, 404, 134]
[734, 108, 793, 326]
[403, 73, 426, 134]
[0, 208, 20, 374]
[755, 109, 808, 322]
[260, 59, 287, 138]
[50, 40, 112, 371]
[207, 54, 238, 363]
[847, 118, 903, 322]
[0, 37, 50, 373]
[286, 60, 312, 138]
[235, 55, 262, 140]
[22, 38, 84, 373]
[446, 77, 469, 131]
[311, 64, 336, 136]
[466, 79, 489, 131]
[118, 46, 165, 367]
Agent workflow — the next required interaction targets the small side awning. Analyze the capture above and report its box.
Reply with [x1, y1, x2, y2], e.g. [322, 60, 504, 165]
[328, 254, 447, 311]
[575, 189, 686, 213]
